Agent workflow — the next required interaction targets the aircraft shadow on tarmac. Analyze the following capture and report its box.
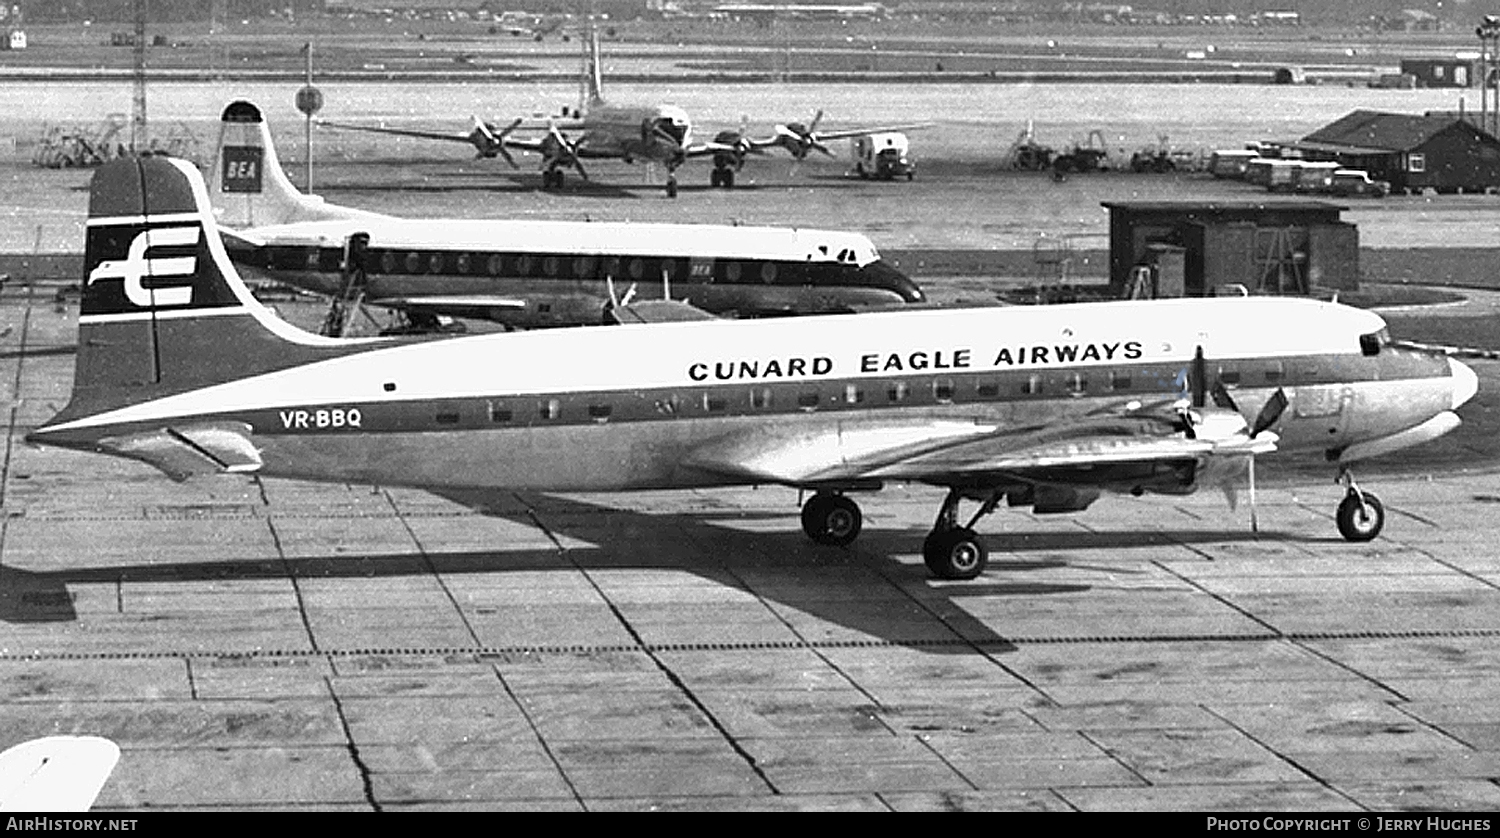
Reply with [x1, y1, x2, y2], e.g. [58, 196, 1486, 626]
[0, 490, 1286, 653]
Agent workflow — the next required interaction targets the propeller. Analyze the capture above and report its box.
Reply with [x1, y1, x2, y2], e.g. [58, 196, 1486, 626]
[468, 117, 520, 168]
[544, 120, 588, 180]
[774, 109, 833, 161]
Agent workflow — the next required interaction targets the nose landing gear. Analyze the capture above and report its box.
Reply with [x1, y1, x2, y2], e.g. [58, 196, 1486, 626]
[1335, 469, 1385, 542]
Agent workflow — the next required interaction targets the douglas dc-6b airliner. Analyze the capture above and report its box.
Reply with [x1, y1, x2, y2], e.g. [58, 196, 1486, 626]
[30, 156, 1478, 579]
[211, 101, 923, 331]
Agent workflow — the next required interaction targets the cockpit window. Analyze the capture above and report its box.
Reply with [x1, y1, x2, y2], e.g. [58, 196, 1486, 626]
[1359, 328, 1389, 357]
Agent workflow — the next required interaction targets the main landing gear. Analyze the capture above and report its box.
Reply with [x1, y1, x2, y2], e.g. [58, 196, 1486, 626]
[665, 173, 679, 198]
[799, 488, 999, 581]
[709, 165, 736, 188]
[542, 168, 566, 190]
[1335, 469, 1385, 542]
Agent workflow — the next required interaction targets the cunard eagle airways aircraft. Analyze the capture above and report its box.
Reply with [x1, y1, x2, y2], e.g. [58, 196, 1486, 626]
[32, 156, 1478, 579]
[317, 27, 930, 197]
[210, 101, 922, 332]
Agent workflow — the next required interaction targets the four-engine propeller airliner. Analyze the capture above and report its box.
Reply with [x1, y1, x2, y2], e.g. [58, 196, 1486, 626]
[210, 101, 923, 332]
[29, 156, 1479, 579]
[317, 27, 930, 196]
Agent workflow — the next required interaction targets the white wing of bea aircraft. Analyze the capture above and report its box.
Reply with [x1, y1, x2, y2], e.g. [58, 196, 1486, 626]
[0, 737, 119, 812]
[316, 27, 932, 197]
[32, 157, 1477, 578]
[209, 100, 922, 333]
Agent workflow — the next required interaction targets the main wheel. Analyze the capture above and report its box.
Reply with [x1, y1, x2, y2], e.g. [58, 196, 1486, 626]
[665, 177, 679, 198]
[710, 168, 723, 187]
[1336, 491, 1384, 542]
[721, 168, 735, 188]
[923, 528, 988, 580]
[800, 493, 862, 546]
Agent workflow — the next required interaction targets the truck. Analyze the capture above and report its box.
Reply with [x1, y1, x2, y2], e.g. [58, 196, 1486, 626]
[1291, 161, 1340, 193]
[851, 132, 914, 181]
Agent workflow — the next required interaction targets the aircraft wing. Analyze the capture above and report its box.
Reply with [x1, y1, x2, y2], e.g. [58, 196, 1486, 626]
[799, 121, 937, 142]
[317, 119, 486, 145]
[0, 736, 120, 812]
[682, 402, 1276, 494]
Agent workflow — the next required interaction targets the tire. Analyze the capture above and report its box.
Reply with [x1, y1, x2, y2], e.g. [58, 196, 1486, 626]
[722, 168, 734, 189]
[710, 169, 722, 187]
[1336, 492, 1384, 542]
[922, 528, 988, 580]
[666, 178, 678, 198]
[800, 494, 862, 546]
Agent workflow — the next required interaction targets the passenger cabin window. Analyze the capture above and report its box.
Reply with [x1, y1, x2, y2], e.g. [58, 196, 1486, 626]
[1109, 371, 1131, 391]
[844, 385, 864, 405]
[1264, 362, 1284, 384]
[798, 392, 821, 410]
[487, 255, 503, 275]
[1219, 368, 1241, 385]
[488, 402, 512, 422]
[436, 411, 460, 425]
[1023, 374, 1043, 395]
[750, 387, 772, 409]
[1068, 373, 1087, 395]
[976, 381, 999, 397]
[540, 399, 561, 420]
[887, 382, 909, 403]
[934, 380, 955, 403]
[703, 394, 727, 412]
[655, 396, 681, 416]
[588, 404, 612, 422]
[428, 253, 443, 273]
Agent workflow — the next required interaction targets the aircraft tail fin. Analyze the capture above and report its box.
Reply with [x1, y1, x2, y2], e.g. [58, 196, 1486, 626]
[581, 26, 604, 110]
[32, 155, 364, 443]
[207, 100, 381, 228]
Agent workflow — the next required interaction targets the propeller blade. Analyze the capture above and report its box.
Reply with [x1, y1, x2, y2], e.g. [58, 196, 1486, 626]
[1191, 346, 1207, 408]
[494, 118, 522, 169]
[1250, 388, 1289, 438]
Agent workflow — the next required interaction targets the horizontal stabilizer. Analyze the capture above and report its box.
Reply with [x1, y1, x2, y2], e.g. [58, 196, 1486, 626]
[607, 299, 719, 324]
[374, 295, 529, 313]
[96, 422, 262, 481]
[0, 736, 119, 812]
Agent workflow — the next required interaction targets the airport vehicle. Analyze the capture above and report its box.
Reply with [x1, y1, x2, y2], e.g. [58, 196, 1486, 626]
[1291, 161, 1340, 193]
[0, 737, 119, 811]
[1328, 169, 1391, 198]
[1209, 149, 1257, 179]
[318, 28, 928, 196]
[851, 132, 914, 180]
[211, 102, 923, 331]
[32, 157, 1478, 579]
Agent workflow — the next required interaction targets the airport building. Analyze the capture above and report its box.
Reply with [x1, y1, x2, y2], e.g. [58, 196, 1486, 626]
[1102, 200, 1358, 298]
[1289, 110, 1500, 195]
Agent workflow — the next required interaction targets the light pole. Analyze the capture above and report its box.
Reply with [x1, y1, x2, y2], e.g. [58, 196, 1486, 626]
[1477, 16, 1500, 135]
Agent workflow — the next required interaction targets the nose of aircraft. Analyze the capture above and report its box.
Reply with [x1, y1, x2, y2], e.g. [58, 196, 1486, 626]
[1450, 357, 1479, 410]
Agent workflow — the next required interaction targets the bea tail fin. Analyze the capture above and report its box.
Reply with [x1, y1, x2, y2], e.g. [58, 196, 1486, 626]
[33, 155, 366, 443]
[207, 100, 381, 228]
[581, 26, 604, 110]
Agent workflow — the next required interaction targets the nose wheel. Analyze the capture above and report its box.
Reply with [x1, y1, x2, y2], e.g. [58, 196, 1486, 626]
[1335, 470, 1385, 542]
[800, 492, 862, 546]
